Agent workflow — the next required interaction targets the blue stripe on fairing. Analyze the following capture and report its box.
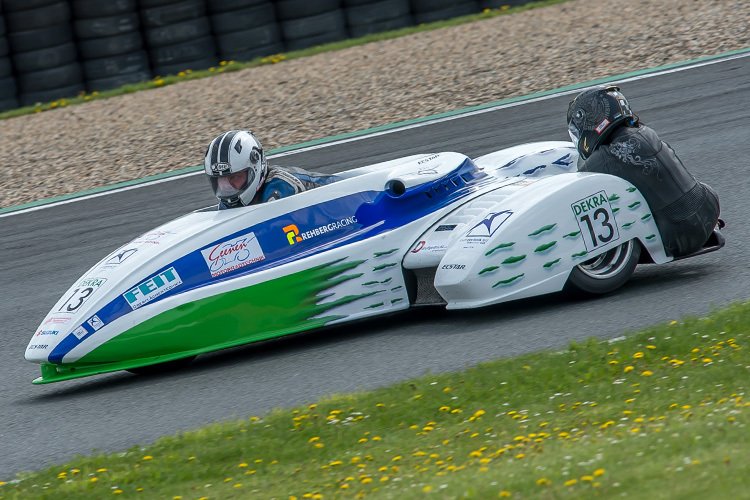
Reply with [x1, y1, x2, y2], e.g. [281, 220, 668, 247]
[49, 158, 485, 363]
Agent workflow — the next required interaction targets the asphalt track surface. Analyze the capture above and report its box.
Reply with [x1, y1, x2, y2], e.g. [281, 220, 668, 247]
[1, 52, 749, 478]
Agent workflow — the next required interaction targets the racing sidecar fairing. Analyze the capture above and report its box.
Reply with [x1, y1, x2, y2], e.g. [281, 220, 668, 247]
[25, 141, 681, 384]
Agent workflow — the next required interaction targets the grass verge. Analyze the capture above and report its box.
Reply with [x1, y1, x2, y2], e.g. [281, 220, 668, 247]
[2, 300, 750, 499]
[0, 0, 573, 121]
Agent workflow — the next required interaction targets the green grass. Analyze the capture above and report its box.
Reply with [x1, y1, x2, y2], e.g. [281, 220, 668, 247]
[0, 0, 574, 121]
[3, 300, 750, 499]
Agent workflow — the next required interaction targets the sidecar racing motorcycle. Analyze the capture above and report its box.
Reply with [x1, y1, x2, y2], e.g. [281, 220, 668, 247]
[25, 141, 725, 383]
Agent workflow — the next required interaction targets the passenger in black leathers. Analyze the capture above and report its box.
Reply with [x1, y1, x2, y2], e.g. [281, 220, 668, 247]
[566, 86, 720, 258]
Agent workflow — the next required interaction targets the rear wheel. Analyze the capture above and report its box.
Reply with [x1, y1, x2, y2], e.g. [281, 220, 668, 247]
[567, 239, 640, 295]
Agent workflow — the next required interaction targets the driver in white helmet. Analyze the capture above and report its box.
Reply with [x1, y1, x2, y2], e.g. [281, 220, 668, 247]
[204, 130, 339, 208]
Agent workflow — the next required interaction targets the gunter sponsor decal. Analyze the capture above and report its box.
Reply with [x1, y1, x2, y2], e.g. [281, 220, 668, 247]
[284, 216, 358, 245]
[201, 231, 265, 278]
[123, 267, 183, 310]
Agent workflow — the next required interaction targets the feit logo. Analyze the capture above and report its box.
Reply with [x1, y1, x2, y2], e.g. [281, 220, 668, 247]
[284, 224, 302, 245]
[123, 267, 182, 310]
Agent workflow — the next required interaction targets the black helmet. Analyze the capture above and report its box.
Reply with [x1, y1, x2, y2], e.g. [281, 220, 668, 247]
[567, 85, 634, 160]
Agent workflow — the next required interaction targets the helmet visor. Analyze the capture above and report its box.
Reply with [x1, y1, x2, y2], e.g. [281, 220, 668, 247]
[568, 121, 581, 144]
[210, 169, 255, 200]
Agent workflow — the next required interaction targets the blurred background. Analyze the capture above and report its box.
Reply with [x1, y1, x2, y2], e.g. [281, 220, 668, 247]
[0, 0, 531, 111]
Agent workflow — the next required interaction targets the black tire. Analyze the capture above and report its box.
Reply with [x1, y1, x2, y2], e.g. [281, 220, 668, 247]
[413, 2, 478, 23]
[345, 0, 410, 26]
[18, 82, 85, 106]
[349, 14, 412, 37]
[215, 24, 280, 53]
[0, 75, 17, 98]
[5, 2, 71, 33]
[126, 355, 197, 375]
[207, 0, 269, 14]
[71, 0, 138, 19]
[74, 13, 140, 40]
[11, 41, 77, 73]
[144, 16, 211, 47]
[0, 38, 8, 57]
[149, 35, 215, 65]
[152, 55, 217, 75]
[410, 0, 465, 11]
[7, 24, 73, 53]
[77, 31, 143, 59]
[0, 96, 19, 112]
[86, 70, 150, 91]
[480, 0, 528, 8]
[275, 0, 341, 20]
[140, 0, 205, 28]
[17, 62, 83, 92]
[210, 3, 276, 33]
[284, 27, 347, 51]
[82, 50, 149, 79]
[281, 9, 345, 40]
[566, 239, 641, 295]
[220, 41, 285, 62]
[2, 0, 60, 13]
[0, 57, 12, 78]
[0, 15, 6, 37]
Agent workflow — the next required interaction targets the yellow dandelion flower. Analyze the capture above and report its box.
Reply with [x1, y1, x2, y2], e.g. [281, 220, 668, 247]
[593, 468, 605, 476]
[703, 358, 712, 363]
[439, 406, 450, 412]
[633, 352, 644, 358]
[372, 436, 382, 441]
[358, 438, 368, 443]
[499, 492, 511, 498]
[113, 490, 123, 494]
[90, 477, 98, 482]
[392, 456, 402, 461]
[361, 478, 372, 484]
[642, 370, 653, 376]
[624, 366, 634, 373]
[646, 345, 656, 349]
[423, 486, 432, 492]
[341, 484, 349, 489]
[609, 360, 619, 364]
[239, 463, 248, 467]
[143, 456, 153, 460]
[443, 387, 451, 392]
[564, 479, 577, 486]
[670, 321, 677, 325]
[581, 475, 594, 481]
[523, 365, 531, 370]
[315, 443, 324, 448]
[537, 478, 550, 485]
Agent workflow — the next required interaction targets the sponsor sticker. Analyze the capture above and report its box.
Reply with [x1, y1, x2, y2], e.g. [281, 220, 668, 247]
[28, 344, 48, 350]
[435, 225, 456, 232]
[595, 119, 610, 134]
[284, 216, 358, 245]
[72, 325, 87, 340]
[36, 329, 59, 336]
[572, 191, 620, 252]
[100, 248, 138, 269]
[58, 277, 107, 314]
[123, 267, 183, 310]
[441, 264, 465, 270]
[132, 231, 177, 245]
[201, 232, 265, 278]
[44, 316, 71, 325]
[466, 211, 512, 238]
[87, 315, 105, 331]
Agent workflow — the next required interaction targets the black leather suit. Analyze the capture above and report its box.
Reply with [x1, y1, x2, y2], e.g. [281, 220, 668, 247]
[578, 123, 720, 258]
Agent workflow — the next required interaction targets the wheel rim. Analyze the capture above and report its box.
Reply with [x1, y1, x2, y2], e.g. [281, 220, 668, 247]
[576, 240, 634, 280]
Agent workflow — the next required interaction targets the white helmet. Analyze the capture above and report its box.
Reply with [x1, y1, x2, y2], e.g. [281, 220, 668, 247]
[204, 130, 267, 207]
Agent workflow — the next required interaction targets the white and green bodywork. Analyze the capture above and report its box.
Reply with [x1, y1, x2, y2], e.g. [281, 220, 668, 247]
[26, 141, 670, 383]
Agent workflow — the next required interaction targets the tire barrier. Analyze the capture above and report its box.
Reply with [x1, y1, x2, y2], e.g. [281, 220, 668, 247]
[72, 0, 150, 92]
[0, 0, 535, 110]
[344, 0, 412, 39]
[209, 0, 283, 64]
[275, 0, 348, 52]
[140, 0, 218, 76]
[5, 0, 85, 106]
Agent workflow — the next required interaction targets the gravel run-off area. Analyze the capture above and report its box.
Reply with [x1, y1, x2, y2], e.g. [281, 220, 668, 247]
[0, 0, 747, 209]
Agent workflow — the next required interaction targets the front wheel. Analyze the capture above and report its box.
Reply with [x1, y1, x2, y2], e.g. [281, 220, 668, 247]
[566, 239, 641, 295]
